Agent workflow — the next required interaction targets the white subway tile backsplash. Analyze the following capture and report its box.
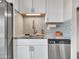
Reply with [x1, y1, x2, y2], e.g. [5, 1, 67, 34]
[45, 20, 71, 39]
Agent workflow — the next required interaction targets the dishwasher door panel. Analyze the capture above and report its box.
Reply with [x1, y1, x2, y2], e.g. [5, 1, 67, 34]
[48, 44, 60, 59]
[48, 39, 71, 59]
[59, 44, 71, 59]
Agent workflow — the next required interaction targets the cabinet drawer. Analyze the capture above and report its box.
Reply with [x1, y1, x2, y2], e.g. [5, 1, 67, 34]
[14, 39, 48, 46]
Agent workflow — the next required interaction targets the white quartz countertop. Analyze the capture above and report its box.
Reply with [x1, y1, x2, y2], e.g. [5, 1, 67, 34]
[13, 39, 48, 46]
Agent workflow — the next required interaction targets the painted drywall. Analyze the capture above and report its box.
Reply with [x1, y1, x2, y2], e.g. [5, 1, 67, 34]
[23, 17, 46, 34]
[14, 13, 23, 36]
[63, 0, 72, 21]
[71, 0, 77, 59]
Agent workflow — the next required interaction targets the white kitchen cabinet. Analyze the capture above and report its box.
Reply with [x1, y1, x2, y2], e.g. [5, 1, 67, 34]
[33, 0, 46, 13]
[16, 0, 32, 13]
[17, 0, 46, 13]
[13, 0, 32, 12]
[13, 39, 48, 59]
[13, 0, 19, 11]
[16, 45, 48, 59]
[19, 0, 32, 13]
[47, 0, 63, 22]
[63, 0, 72, 21]
[34, 45, 48, 59]
[16, 46, 30, 59]
[6, 0, 13, 3]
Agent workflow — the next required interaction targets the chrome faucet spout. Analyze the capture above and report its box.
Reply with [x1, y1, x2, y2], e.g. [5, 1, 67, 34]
[32, 20, 36, 34]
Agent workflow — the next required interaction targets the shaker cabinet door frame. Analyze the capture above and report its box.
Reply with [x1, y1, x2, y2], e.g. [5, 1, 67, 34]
[47, 0, 63, 22]
[16, 46, 30, 59]
[33, 0, 46, 13]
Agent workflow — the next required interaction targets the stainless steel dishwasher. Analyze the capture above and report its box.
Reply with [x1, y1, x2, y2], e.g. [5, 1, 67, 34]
[48, 39, 71, 59]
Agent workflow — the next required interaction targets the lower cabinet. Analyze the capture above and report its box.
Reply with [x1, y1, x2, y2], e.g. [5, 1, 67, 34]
[33, 45, 48, 59]
[16, 45, 48, 59]
[16, 46, 30, 59]
[13, 39, 48, 59]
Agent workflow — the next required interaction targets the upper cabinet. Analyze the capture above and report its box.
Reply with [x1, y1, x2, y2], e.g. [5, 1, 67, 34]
[33, 0, 46, 13]
[19, 0, 32, 13]
[63, 0, 72, 21]
[14, 0, 46, 13]
[46, 0, 64, 22]
[13, 39, 48, 59]
[13, 0, 72, 22]
[13, 0, 19, 11]
[6, 0, 13, 3]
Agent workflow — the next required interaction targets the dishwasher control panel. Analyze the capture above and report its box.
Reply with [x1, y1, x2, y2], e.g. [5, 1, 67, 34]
[48, 39, 71, 44]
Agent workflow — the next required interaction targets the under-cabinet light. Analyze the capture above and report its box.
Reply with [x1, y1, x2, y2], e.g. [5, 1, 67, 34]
[26, 14, 41, 16]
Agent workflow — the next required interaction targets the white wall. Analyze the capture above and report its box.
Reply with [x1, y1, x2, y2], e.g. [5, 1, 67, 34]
[14, 13, 23, 36]
[63, 0, 72, 21]
[72, 0, 77, 59]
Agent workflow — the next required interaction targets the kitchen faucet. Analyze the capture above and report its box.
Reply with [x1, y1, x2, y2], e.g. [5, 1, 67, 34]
[32, 19, 36, 34]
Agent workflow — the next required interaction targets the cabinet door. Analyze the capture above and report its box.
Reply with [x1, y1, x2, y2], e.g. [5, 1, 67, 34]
[25, 0, 32, 13]
[33, 0, 46, 13]
[6, 0, 13, 3]
[34, 45, 48, 59]
[14, 0, 32, 13]
[13, 0, 19, 11]
[63, 0, 72, 21]
[16, 46, 30, 59]
[47, 0, 63, 22]
[15, 45, 48, 59]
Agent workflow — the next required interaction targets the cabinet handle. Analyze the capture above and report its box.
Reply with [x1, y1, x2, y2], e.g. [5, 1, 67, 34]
[29, 46, 35, 51]
[29, 46, 35, 59]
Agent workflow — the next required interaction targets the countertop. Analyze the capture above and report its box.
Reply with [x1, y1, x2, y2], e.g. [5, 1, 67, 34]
[13, 34, 46, 39]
